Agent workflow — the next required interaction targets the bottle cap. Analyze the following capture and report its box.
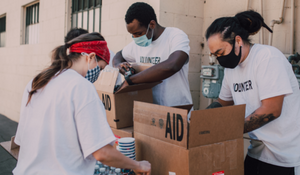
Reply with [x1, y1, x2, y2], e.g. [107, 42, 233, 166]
[100, 168, 106, 172]
[115, 168, 121, 173]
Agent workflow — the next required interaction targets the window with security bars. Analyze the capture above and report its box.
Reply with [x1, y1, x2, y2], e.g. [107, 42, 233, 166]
[25, 2, 39, 44]
[0, 16, 6, 47]
[71, 0, 102, 32]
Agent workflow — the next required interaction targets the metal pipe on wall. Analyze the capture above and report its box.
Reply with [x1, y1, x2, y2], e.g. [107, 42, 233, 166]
[268, 0, 286, 46]
[290, 0, 295, 54]
[246, 0, 250, 10]
[260, 0, 264, 44]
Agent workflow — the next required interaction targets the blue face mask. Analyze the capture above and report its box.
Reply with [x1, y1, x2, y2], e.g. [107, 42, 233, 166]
[85, 65, 101, 83]
[132, 24, 154, 47]
[82, 52, 101, 83]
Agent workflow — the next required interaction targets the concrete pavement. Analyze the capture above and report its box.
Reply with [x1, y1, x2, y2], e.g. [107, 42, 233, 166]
[0, 114, 18, 175]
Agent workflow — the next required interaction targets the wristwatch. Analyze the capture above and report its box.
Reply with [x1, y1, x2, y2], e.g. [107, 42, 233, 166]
[125, 76, 135, 85]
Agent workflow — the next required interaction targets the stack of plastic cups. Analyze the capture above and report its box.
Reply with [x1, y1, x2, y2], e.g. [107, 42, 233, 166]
[117, 138, 136, 174]
[117, 138, 136, 160]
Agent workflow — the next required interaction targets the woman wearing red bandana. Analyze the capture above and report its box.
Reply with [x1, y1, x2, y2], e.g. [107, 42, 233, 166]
[13, 33, 151, 175]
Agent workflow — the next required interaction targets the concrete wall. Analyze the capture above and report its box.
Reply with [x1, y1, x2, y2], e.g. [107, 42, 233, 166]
[159, 0, 204, 110]
[0, 0, 66, 121]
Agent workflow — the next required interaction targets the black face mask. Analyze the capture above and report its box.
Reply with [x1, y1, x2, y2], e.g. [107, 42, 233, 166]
[216, 38, 242, 69]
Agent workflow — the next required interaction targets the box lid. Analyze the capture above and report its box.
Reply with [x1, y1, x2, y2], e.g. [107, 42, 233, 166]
[131, 63, 153, 73]
[134, 101, 189, 148]
[111, 127, 133, 138]
[115, 82, 161, 94]
[188, 105, 245, 148]
[172, 104, 193, 113]
[94, 67, 119, 93]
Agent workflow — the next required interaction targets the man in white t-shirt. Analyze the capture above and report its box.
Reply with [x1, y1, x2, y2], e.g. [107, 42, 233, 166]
[113, 2, 193, 107]
[206, 10, 300, 175]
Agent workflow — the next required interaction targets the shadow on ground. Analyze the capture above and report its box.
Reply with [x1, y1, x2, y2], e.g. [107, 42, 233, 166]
[0, 114, 18, 175]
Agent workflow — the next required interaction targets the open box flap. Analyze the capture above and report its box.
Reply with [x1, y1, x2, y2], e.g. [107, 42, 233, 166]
[188, 104, 245, 148]
[131, 63, 153, 73]
[11, 136, 19, 149]
[172, 104, 193, 113]
[115, 81, 161, 94]
[134, 101, 189, 148]
[93, 67, 119, 93]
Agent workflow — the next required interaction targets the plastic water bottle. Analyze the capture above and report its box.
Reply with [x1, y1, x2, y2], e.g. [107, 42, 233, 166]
[94, 165, 100, 175]
[104, 165, 110, 174]
[98, 162, 104, 168]
[109, 167, 116, 175]
[115, 168, 122, 175]
[99, 167, 106, 175]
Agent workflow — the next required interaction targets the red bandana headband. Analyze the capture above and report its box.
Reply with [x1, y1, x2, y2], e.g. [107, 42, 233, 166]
[69, 41, 110, 64]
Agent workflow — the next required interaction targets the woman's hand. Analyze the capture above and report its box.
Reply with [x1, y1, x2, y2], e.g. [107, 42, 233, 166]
[133, 161, 151, 175]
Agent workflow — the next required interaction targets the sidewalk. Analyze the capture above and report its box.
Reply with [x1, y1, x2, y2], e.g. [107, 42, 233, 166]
[0, 114, 18, 175]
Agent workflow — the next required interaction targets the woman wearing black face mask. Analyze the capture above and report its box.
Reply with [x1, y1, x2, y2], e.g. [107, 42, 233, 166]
[205, 10, 300, 175]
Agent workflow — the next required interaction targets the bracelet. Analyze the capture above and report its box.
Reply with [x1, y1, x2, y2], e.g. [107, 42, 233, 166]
[125, 76, 135, 85]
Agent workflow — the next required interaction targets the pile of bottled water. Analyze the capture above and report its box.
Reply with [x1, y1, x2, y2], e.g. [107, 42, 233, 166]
[94, 161, 135, 175]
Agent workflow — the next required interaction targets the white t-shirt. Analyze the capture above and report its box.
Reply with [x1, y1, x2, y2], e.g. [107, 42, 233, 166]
[109, 49, 115, 66]
[122, 27, 193, 107]
[219, 44, 300, 167]
[13, 69, 116, 175]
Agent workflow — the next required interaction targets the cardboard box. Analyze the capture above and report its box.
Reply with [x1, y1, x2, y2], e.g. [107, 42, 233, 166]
[111, 127, 133, 147]
[0, 136, 20, 160]
[93, 68, 159, 129]
[131, 63, 153, 73]
[134, 101, 245, 175]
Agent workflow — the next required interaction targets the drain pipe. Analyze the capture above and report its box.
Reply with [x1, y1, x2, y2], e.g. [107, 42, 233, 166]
[290, 0, 295, 54]
[268, 0, 286, 46]
[246, 0, 250, 9]
[260, 0, 264, 44]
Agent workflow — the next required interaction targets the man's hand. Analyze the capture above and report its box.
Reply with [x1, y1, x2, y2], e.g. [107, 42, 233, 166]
[134, 161, 151, 175]
[117, 62, 132, 75]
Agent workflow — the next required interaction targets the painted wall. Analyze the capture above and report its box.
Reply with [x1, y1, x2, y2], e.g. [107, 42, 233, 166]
[0, 0, 66, 121]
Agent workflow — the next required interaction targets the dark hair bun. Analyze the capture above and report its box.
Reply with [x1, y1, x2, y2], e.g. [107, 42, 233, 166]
[235, 10, 272, 35]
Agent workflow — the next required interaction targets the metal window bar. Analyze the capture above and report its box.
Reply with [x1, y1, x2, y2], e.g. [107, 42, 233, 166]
[81, 0, 83, 28]
[87, 0, 89, 31]
[99, 0, 102, 32]
[0, 16, 6, 33]
[76, 0, 78, 27]
[29, 6, 31, 25]
[71, 0, 102, 32]
[26, 3, 39, 26]
[93, 0, 95, 32]
[37, 3, 39, 23]
[33, 5, 36, 24]
[25, 3, 39, 44]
